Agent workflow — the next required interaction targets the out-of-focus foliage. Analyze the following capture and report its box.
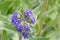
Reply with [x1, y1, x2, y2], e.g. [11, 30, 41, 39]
[0, 0, 60, 40]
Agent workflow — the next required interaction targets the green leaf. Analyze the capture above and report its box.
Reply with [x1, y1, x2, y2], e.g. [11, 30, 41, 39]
[7, 0, 20, 15]
[20, 0, 33, 10]
[0, 1, 14, 15]
[7, 32, 15, 40]
[34, 24, 39, 34]
[0, 0, 5, 3]
[0, 15, 17, 32]
[29, 37, 49, 40]
[32, 5, 41, 17]
[2, 30, 9, 40]
[4, 22, 17, 31]
[47, 18, 60, 27]
[0, 15, 9, 22]
[58, 0, 60, 3]
[46, 30, 60, 40]
[28, 0, 39, 8]
[48, 0, 56, 8]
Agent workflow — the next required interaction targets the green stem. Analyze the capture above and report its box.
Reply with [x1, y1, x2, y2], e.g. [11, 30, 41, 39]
[19, 35, 22, 40]
[37, 0, 48, 37]
[18, 33, 22, 40]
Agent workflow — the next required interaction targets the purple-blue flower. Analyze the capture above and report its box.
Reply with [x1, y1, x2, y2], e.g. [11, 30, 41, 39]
[25, 10, 32, 18]
[24, 24, 30, 31]
[12, 12, 18, 19]
[11, 11, 35, 39]
[22, 32, 28, 39]
[12, 12, 20, 26]
[24, 10, 36, 24]
[12, 20, 20, 26]
[31, 17, 36, 24]
[16, 25, 23, 32]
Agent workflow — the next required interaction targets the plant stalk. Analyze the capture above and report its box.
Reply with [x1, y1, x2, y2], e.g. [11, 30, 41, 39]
[37, 0, 48, 37]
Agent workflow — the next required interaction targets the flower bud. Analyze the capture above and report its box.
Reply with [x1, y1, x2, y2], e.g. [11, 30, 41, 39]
[25, 10, 32, 18]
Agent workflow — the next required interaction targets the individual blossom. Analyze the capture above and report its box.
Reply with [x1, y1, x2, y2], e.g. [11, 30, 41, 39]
[21, 32, 28, 38]
[31, 17, 36, 24]
[25, 10, 32, 18]
[12, 12, 20, 27]
[23, 24, 30, 31]
[16, 25, 23, 32]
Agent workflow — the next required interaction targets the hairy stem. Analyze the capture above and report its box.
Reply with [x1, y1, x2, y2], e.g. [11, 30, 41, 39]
[37, 0, 48, 37]
[19, 36, 22, 40]
[19, 34, 22, 40]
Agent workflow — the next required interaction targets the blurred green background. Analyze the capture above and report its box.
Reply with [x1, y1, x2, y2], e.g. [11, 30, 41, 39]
[0, 0, 60, 40]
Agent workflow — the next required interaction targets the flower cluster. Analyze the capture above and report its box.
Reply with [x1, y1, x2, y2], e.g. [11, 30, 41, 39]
[24, 10, 36, 24]
[12, 10, 36, 39]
